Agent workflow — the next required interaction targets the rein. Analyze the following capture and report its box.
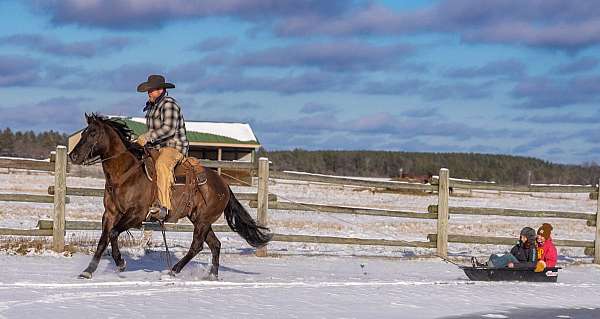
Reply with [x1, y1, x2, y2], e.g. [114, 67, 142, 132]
[79, 128, 150, 214]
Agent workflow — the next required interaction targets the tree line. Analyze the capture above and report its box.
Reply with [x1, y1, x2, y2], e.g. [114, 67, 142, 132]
[261, 149, 600, 186]
[1, 127, 598, 186]
[0, 128, 68, 159]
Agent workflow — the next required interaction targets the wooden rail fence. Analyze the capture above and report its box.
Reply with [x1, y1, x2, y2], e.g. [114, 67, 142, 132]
[2, 150, 599, 264]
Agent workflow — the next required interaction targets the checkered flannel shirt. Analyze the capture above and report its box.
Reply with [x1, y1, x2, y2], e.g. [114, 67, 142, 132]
[142, 95, 189, 155]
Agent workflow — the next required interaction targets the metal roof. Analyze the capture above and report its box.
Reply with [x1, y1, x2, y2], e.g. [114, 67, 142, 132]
[116, 117, 260, 147]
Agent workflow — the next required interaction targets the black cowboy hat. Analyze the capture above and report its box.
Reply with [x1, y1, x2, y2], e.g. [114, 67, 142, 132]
[136, 74, 175, 92]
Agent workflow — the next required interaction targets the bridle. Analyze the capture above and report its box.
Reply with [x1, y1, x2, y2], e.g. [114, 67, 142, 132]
[81, 141, 128, 166]
[78, 123, 149, 185]
[78, 123, 152, 214]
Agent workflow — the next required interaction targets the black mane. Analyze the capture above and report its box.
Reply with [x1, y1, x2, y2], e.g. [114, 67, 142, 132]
[89, 113, 145, 158]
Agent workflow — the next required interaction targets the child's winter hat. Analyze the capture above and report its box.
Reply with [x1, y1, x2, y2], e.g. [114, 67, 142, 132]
[520, 227, 536, 242]
[537, 223, 553, 240]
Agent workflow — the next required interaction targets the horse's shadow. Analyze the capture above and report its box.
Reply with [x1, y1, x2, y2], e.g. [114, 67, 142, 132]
[101, 250, 260, 276]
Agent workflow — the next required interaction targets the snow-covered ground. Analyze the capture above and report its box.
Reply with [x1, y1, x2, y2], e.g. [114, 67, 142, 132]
[1, 253, 599, 318]
[1, 170, 600, 318]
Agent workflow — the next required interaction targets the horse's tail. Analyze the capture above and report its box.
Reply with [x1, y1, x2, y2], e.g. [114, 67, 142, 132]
[224, 186, 273, 248]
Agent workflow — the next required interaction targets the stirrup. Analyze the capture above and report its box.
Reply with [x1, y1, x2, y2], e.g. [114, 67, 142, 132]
[196, 171, 207, 186]
[146, 206, 168, 222]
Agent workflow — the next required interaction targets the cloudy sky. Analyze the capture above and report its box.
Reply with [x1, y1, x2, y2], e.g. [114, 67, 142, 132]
[1, 0, 599, 164]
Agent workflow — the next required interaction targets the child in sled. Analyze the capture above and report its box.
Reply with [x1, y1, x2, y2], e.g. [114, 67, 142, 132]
[478, 226, 537, 268]
[534, 223, 558, 272]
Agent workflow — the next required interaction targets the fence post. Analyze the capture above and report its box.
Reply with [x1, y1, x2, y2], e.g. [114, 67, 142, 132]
[52, 146, 67, 252]
[256, 157, 269, 257]
[437, 168, 449, 258]
[217, 148, 222, 176]
[595, 180, 600, 264]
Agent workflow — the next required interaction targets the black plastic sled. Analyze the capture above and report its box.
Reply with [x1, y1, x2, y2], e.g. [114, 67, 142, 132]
[460, 266, 561, 282]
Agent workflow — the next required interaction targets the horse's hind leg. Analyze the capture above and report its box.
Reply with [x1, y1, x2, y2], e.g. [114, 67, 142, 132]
[171, 223, 210, 274]
[205, 227, 221, 280]
[109, 228, 126, 272]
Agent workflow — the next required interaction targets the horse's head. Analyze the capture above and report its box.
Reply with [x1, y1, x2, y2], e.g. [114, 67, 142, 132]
[69, 113, 113, 165]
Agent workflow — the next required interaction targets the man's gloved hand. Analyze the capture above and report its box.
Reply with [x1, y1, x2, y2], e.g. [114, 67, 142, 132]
[136, 135, 148, 147]
[534, 260, 546, 272]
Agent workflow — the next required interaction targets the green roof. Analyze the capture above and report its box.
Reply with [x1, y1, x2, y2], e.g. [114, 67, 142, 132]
[121, 119, 260, 146]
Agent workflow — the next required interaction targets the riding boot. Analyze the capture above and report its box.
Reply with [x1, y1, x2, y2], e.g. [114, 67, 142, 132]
[146, 204, 168, 222]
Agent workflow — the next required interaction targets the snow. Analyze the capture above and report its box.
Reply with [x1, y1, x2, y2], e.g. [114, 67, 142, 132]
[0, 157, 49, 162]
[0, 253, 599, 318]
[1, 171, 600, 318]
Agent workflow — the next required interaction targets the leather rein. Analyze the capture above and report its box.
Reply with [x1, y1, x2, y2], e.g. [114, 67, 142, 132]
[80, 136, 152, 214]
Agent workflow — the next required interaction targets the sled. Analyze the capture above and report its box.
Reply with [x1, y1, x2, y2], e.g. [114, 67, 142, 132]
[460, 266, 561, 282]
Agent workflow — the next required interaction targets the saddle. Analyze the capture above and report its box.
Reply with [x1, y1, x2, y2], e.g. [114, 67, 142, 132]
[143, 148, 208, 215]
[144, 148, 208, 185]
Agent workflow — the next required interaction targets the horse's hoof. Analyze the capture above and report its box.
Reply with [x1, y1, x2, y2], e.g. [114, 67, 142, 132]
[203, 273, 218, 281]
[78, 271, 92, 279]
[116, 260, 127, 272]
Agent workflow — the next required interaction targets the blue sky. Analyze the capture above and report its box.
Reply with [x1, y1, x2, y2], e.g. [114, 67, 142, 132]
[1, 0, 599, 164]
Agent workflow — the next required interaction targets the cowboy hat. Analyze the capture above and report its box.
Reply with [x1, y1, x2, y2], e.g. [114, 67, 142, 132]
[136, 74, 175, 92]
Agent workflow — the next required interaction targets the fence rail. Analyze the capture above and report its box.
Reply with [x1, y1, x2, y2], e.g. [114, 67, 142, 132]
[272, 234, 435, 248]
[428, 205, 595, 222]
[270, 171, 435, 191]
[0, 194, 69, 204]
[47, 186, 277, 201]
[36, 219, 233, 233]
[426, 234, 595, 248]
[249, 200, 437, 219]
[0, 228, 53, 236]
[0, 157, 55, 172]
[430, 176, 596, 193]
[33, 219, 435, 249]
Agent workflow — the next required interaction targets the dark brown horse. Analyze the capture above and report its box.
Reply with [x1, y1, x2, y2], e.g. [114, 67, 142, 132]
[69, 114, 272, 279]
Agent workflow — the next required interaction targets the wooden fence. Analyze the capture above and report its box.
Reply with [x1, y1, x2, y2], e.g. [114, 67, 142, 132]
[1, 149, 599, 264]
[0, 146, 68, 249]
[257, 168, 599, 263]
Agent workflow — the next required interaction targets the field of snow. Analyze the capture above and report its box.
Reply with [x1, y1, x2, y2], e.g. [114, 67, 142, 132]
[1, 169, 600, 318]
[1, 253, 600, 318]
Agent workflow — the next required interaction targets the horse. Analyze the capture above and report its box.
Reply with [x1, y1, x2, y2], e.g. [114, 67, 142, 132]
[68, 113, 272, 279]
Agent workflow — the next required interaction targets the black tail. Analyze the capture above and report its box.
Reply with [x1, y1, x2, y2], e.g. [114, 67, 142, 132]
[224, 187, 273, 248]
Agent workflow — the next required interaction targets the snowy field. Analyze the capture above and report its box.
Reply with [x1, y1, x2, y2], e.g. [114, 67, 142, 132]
[1, 254, 600, 318]
[1, 170, 600, 318]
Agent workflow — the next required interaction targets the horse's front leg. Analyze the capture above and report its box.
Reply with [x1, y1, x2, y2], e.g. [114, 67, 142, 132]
[79, 212, 119, 279]
[110, 228, 126, 272]
[109, 212, 142, 272]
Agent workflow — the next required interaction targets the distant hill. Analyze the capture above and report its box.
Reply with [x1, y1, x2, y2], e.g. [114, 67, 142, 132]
[261, 149, 600, 186]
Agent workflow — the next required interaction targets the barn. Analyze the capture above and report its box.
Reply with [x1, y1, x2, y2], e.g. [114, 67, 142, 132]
[67, 116, 261, 184]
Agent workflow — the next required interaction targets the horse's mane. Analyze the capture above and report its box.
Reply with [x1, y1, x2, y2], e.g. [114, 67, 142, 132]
[89, 113, 145, 159]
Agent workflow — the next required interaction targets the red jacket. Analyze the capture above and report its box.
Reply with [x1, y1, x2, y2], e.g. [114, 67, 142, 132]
[537, 238, 557, 268]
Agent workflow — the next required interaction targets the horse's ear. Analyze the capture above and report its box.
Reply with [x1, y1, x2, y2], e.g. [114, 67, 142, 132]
[85, 113, 91, 124]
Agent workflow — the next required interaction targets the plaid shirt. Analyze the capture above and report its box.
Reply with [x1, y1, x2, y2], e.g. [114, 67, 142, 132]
[142, 95, 189, 155]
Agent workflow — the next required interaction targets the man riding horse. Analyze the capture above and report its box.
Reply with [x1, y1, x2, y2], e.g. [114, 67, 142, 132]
[135, 74, 207, 221]
[68, 75, 271, 279]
